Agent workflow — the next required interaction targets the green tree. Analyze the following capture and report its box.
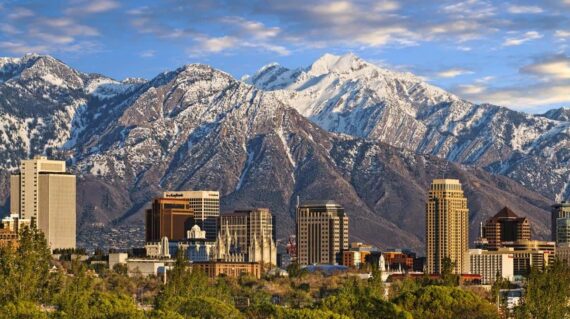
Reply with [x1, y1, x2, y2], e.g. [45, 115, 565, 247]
[0, 300, 48, 319]
[441, 257, 459, 286]
[177, 296, 244, 319]
[276, 308, 351, 319]
[0, 225, 52, 304]
[517, 260, 570, 319]
[154, 251, 231, 312]
[319, 277, 412, 319]
[393, 285, 499, 319]
[54, 261, 96, 318]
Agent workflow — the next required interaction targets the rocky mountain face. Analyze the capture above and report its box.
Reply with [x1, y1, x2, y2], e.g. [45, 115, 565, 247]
[541, 107, 570, 122]
[0, 54, 561, 251]
[248, 53, 570, 202]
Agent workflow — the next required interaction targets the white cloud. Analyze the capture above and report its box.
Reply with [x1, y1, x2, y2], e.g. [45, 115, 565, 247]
[502, 31, 542, 46]
[477, 84, 570, 108]
[475, 76, 495, 83]
[437, 68, 473, 78]
[457, 46, 472, 51]
[221, 17, 281, 39]
[441, 0, 496, 19]
[33, 32, 75, 44]
[0, 23, 20, 35]
[457, 84, 486, 95]
[190, 35, 290, 56]
[198, 36, 237, 53]
[455, 81, 570, 109]
[507, 5, 543, 14]
[8, 7, 34, 19]
[373, 1, 400, 12]
[139, 50, 156, 58]
[0, 41, 48, 54]
[555, 30, 570, 38]
[65, 0, 119, 15]
[521, 55, 570, 80]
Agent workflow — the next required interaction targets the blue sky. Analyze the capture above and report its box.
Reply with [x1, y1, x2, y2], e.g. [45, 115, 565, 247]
[0, 0, 569, 113]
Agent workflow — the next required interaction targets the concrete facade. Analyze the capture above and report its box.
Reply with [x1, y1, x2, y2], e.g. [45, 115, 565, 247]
[10, 156, 76, 250]
[469, 249, 514, 285]
[296, 201, 349, 265]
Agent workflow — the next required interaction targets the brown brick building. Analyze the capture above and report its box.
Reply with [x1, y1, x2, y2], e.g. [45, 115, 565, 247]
[145, 198, 195, 242]
[483, 207, 530, 249]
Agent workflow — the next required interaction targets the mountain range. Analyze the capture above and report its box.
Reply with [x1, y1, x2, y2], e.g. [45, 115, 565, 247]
[0, 53, 567, 252]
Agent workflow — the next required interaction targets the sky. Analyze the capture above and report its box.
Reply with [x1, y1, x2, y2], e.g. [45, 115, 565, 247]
[0, 0, 569, 113]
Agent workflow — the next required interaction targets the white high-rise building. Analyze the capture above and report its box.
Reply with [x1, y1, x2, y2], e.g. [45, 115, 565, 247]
[469, 249, 514, 285]
[10, 156, 76, 250]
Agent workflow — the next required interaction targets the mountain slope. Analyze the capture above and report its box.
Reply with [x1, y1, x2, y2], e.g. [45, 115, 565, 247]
[0, 54, 557, 251]
[249, 53, 570, 202]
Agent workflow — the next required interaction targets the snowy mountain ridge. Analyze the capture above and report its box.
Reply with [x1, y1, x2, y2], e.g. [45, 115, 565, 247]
[0, 53, 564, 249]
[248, 53, 570, 201]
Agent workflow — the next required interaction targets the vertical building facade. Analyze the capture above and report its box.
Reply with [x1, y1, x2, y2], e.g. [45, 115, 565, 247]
[557, 218, 570, 245]
[296, 201, 349, 265]
[218, 208, 276, 266]
[426, 179, 469, 274]
[483, 207, 531, 249]
[10, 156, 76, 250]
[145, 197, 194, 242]
[503, 239, 556, 276]
[163, 191, 219, 241]
[552, 201, 570, 243]
[469, 249, 514, 285]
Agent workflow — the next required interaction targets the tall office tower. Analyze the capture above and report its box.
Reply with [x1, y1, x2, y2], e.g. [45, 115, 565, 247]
[552, 201, 570, 242]
[483, 207, 531, 249]
[556, 218, 570, 245]
[163, 191, 220, 241]
[10, 156, 76, 250]
[426, 179, 469, 274]
[219, 208, 277, 265]
[296, 201, 349, 265]
[145, 197, 195, 242]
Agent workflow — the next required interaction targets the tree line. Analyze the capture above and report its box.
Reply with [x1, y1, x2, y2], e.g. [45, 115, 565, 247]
[0, 227, 568, 318]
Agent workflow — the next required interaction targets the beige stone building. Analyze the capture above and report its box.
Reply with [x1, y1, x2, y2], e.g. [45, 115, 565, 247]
[296, 201, 349, 265]
[163, 191, 219, 241]
[10, 156, 76, 250]
[218, 208, 276, 266]
[426, 179, 469, 274]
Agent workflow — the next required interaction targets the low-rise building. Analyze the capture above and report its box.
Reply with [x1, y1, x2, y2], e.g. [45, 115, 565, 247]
[384, 250, 414, 271]
[503, 240, 556, 276]
[192, 261, 261, 279]
[342, 242, 378, 268]
[108, 252, 128, 270]
[185, 225, 216, 262]
[126, 258, 174, 277]
[342, 251, 362, 268]
[469, 248, 514, 285]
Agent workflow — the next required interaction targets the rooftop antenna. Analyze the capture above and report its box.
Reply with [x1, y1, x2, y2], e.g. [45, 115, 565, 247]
[480, 221, 483, 238]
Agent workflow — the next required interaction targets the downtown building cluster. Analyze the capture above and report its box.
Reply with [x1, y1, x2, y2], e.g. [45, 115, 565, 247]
[3, 156, 570, 290]
[425, 178, 570, 288]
